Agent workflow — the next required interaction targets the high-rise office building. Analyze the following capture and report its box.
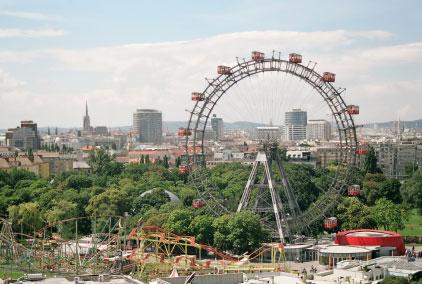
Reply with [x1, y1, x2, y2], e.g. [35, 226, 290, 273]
[211, 114, 224, 140]
[133, 109, 162, 144]
[83, 101, 91, 134]
[6, 120, 41, 150]
[285, 109, 307, 141]
[306, 119, 331, 141]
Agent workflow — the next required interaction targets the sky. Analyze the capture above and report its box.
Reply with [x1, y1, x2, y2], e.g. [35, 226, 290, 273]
[0, 0, 421, 128]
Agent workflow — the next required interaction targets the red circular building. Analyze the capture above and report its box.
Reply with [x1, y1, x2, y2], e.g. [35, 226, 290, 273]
[335, 229, 405, 255]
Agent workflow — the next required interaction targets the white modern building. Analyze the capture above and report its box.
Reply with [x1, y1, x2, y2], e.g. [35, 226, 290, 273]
[307, 119, 332, 141]
[133, 109, 162, 145]
[211, 114, 224, 140]
[285, 109, 307, 141]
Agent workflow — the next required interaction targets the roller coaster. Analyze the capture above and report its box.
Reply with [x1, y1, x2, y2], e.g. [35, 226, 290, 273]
[1, 217, 288, 279]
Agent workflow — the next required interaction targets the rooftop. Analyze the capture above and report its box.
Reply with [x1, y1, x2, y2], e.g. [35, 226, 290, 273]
[347, 231, 391, 237]
[320, 245, 372, 254]
[337, 229, 401, 237]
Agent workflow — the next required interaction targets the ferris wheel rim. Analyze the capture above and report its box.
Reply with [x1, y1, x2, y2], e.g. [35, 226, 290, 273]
[184, 51, 358, 234]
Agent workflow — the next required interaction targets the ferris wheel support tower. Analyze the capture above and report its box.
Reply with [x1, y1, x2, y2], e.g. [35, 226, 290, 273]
[237, 141, 303, 243]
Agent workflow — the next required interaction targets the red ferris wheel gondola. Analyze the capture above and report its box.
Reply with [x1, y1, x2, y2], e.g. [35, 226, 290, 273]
[322, 72, 336, 82]
[191, 92, 205, 101]
[324, 217, 338, 230]
[355, 147, 368, 155]
[346, 105, 360, 115]
[192, 199, 206, 209]
[348, 185, 361, 197]
[178, 165, 190, 174]
[217, 65, 231, 75]
[251, 51, 265, 62]
[289, 53, 302, 63]
[177, 128, 192, 137]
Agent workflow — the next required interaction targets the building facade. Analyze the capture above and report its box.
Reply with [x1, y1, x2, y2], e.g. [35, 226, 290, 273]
[372, 140, 422, 178]
[0, 154, 49, 178]
[307, 119, 332, 141]
[211, 114, 224, 140]
[285, 109, 307, 141]
[133, 109, 162, 144]
[315, 147, 342, 168]
[93, 126, 108, 136]
[6, 120, 41, 150]
[256, 126, 281, 142]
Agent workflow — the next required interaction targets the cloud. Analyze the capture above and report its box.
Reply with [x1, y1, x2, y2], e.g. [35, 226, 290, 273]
[0, 69, 25, 91]
[0, 10, 60, 21]
[0, 28, 65, 38]
[0, 30, 420, 127]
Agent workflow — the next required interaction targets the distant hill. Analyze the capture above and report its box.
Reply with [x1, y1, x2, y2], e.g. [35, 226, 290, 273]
[163, 120, 263, 131]
[3, 118, 421, 135]
[363, 118, 422, 129]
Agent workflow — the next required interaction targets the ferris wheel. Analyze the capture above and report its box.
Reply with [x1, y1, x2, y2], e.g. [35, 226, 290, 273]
[180, 50, 361, 243]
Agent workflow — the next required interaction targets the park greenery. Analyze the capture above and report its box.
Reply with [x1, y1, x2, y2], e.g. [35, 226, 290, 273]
[0, 147, 421, 255]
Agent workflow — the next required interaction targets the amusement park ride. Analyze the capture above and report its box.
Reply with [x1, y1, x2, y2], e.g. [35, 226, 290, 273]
[180, 50, 363, 243]
[0, 50, 365, 278]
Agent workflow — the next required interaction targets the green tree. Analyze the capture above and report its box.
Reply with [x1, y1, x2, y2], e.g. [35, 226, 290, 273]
[284, 164, 320, 211]
[178, 187, 197, 207]
[132, 188, 171, 214]
[373, 198, 407, 231]
[7, 169, 37, 188]
[65, 174, 93, 190]
[8, 202, 43, 234]
[213, 211, 268, 254]
[363, 174, 402, 205]
[175, 157, 181, 167]
[122, 163, 150, 181]
[87, 148, 113, 175]
[45, 200, 78, 224]
[44, 200, 78, 238]
[162, 155, 169, 169]
[404, 161, 418, 177]
[190, 215, 214, 244]
[401, 169, 422, 214]
[212, 214, 232, 251]
[380, 179, 402, 204]
[364, 147, 380, 174]
[143, 208, 170, 227]
[27, 148, 34, 161]
[380, 276, 409, 284]
[337, 197, 377, 230]
[163, 208, 193, 236]
[86, 187, 130, 219]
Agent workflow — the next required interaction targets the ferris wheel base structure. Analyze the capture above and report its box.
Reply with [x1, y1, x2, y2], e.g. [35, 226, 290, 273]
[181, 50, 361, 243]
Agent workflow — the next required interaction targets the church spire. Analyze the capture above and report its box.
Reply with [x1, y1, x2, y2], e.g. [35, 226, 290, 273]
[83, 100, 91, 133]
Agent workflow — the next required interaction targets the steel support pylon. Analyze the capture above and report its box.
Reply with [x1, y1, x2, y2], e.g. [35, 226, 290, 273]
[237, 146, 291, 243]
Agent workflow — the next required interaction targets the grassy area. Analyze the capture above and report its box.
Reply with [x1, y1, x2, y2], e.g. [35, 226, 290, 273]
[399, 209, 422, 236]
[0, 270, 25, 280]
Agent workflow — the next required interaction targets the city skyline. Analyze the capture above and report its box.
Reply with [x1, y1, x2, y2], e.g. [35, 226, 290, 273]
[0, 1, 422, 128]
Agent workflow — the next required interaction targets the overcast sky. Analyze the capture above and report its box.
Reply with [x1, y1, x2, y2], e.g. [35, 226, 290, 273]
[0, 0, 421, 128]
